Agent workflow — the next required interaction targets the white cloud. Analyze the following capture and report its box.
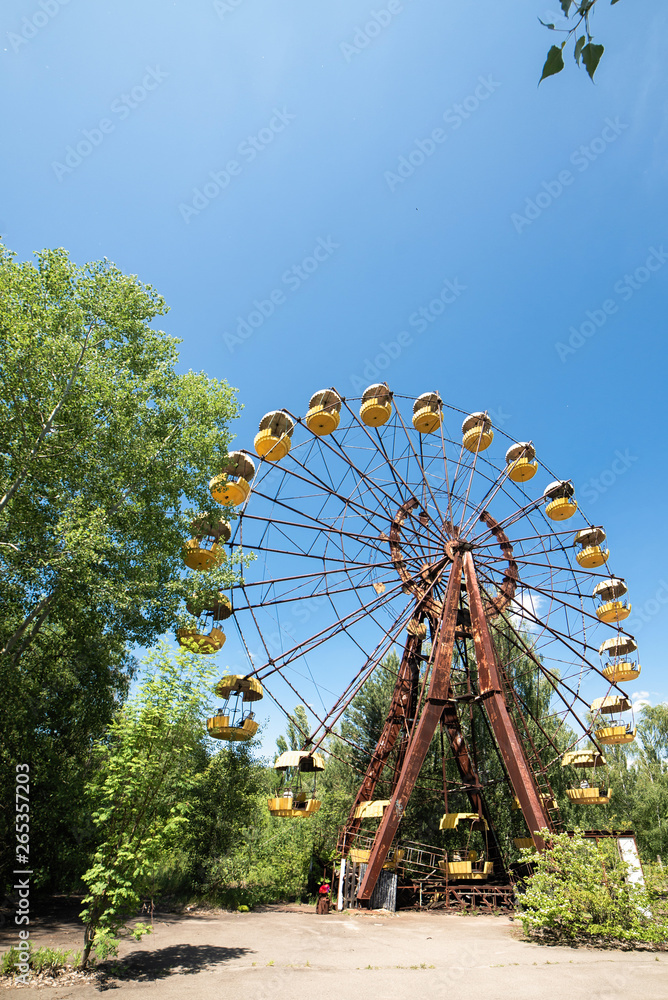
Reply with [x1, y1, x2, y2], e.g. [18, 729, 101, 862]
[510, 590, 543, 632]
[630, 690, 651, 712]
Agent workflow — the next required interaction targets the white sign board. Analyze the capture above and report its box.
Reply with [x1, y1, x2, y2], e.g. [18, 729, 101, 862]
[617, 836, 645, 887]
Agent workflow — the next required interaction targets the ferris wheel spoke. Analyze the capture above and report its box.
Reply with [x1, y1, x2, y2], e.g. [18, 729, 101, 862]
[286, 400, 425, 523]
[239, 512, 396, 554]
[473, 563, 603, 628]
[279, 452, 393, 529]
[467, 494, 547, 545]
[308, 610, 414, 751]
[241, 573, 411, 679]
[242, 485, 377, 548]
[340, 396, 441, 514]
[486, 614, 604, 752]
[390, 400, 449, 526]
[312, 404, 422, 518]
[476, 563, 603, 667]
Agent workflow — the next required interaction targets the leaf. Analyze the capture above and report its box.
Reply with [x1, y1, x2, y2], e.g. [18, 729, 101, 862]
[539, 18, 556, 28]
[581, 42, 604, 80]
[574, 35, 586, 65]
[560, 0, 573, 13]
[611, 0, 622, 4]
[539, 44, 566, 83]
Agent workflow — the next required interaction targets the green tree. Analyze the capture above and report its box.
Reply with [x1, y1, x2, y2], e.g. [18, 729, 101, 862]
[607, 704, 668, 860]
[184, 739, 267, 894]
[0, 244, 242, 890]
[79, 644, 214, 967]
[275, 705, 310, 755]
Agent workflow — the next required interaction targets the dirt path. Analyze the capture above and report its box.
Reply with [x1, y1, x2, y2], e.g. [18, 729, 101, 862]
[1, 904, 665, 999]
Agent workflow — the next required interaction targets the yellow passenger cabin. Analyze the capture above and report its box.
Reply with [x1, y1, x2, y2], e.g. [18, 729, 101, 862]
[206, 674, 264, 741]
[599, 634, 641, 683]
[254, 409, 295, 461]
[462, 411, 493, 453]
[209, 450, 256, 506]
[359, 383, 392, 426]
[268, 749, 325, 818]
[306, 389, 342, 436]
[412, 392, 443, 434]
[544, 480, 577, 520]
[505, 441, 537, 482]
[594, 577, 631, 623]
[574, 526, 609, 568]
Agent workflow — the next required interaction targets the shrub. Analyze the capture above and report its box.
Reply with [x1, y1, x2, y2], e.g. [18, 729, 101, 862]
[1, 945, 81, 976]
[516, 829, 668, 945]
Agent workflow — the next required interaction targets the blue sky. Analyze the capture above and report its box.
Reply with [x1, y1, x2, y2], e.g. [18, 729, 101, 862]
[3, 0, 667, 751]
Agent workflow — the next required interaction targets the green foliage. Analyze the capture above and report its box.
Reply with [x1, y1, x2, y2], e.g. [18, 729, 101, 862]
[605, 704, 668, 861]
[79, 644, 214, 967]
[517, 829, 668, 944]
[206, 815, 315, 909]
[0, 244, 242, 891]
[276, 704, 310, 755]
[1, 945, 81, 976]
[539, 1, 621, 83]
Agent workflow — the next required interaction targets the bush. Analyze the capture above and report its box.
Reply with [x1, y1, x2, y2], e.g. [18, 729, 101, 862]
[516, 829, 668, 945]
[1, 945, 81, 977]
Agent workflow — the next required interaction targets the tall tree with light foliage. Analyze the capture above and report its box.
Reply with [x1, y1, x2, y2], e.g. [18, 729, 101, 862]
[0, 244, 242, 889]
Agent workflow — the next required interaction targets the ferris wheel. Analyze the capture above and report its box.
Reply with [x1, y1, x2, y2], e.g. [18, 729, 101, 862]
[179, 385, 640, 901]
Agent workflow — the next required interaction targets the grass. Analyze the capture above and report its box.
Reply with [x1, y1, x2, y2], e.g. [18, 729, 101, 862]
[1, 945, 82, 977]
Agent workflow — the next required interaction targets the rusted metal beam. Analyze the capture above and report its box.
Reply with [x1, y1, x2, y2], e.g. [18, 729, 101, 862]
[337, 620, 424, 856]
[462, 550, 552, 847]
[357, 553, 463, 901]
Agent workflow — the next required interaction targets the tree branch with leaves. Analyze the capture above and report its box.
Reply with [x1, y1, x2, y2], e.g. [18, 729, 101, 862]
[539, 0, 623, 83]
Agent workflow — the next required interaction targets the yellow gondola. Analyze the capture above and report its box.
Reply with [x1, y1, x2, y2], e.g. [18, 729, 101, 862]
[348, 846, 405, 869]
[268, 749, 325, 818]
[594, 577, 631, 623]
[267, 794, 321, 818]
[182, 513, 230, 571]
[254, 410, 294, 461]
[462, 412, 493, 453]
[505, 442, 537, 482]
[566, 787, 612, 805]
[544, 480, 577, 520]
[208, 713, 258, 741]
[306, 389, 341, 436]
[596, 724, 636, 745]
[359, 383, 392, 427]
[574, 526, 609, 568]
[353, 800, 390, 819]
[206, 674, 263, 742]
[412, 392, 442, 434]
[438, 858, 494, 880]
[513, 838, 537, 850]
[561, 750, 607, 768]
[599, 634, 640, 682]
[439, 812, 488, 831]
[209, 451, 256, 506]
[186, 592, 232, 621]
[177, 627, 226, 654]
[591, 694, 632, 716]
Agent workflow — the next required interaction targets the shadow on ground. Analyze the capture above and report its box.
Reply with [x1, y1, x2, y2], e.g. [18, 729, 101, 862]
[103, 944, 253, 981]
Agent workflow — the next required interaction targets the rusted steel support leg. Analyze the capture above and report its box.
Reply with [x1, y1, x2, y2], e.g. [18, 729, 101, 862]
[462, 550, 551, 846]
[357, 554, 463, 901]
[337, 621, 424, 856]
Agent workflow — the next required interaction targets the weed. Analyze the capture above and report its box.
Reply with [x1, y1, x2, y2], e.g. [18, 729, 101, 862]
[1, 945, 81, 977]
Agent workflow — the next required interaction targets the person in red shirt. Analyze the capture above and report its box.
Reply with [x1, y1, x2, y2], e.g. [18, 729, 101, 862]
[316, 878, 331, 914]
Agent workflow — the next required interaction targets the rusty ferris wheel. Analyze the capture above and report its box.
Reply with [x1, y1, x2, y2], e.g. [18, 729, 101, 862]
[180, 386, 640, 906]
